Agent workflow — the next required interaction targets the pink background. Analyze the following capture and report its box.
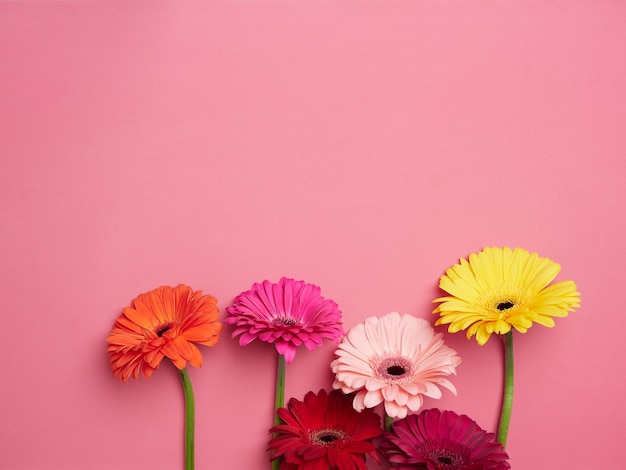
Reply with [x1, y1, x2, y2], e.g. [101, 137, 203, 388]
[1, 1, 625, 469]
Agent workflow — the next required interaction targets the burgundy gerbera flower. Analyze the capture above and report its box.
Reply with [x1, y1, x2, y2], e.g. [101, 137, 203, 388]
[269, 389, 383, 470]
[226, 277, 343, 362]
[382, 409, 510, 470]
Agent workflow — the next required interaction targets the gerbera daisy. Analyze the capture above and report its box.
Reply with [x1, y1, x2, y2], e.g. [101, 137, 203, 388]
[226, 277, 343, 363]
[331, 312, 460, 419]
[268, 389, 383, 470]
[433, 247, 581, 345]
[382, 408, 510, 470]
[106, 284, 222, 382]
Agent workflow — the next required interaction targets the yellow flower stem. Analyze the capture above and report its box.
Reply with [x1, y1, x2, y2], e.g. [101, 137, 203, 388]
[179, 368, 195, 470]
[497, 331, 514, 448]
[272, 353, 286, 470]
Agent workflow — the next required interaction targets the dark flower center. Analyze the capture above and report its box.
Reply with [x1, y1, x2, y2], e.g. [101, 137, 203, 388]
[273, 316, 297, 326]
[496, 301, 515, 311]
[387, 365, 406, 376]
[310, 428, 345, 447]
[375, 356, 414, 384]
[156, 323, 172, 337]
[425, 447, 465, 469]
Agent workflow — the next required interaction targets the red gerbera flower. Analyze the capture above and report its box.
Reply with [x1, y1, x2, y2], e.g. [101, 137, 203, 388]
[269, 389, 383, 470]
[382, 409, 510, 470]
[106, 284, 222, 382]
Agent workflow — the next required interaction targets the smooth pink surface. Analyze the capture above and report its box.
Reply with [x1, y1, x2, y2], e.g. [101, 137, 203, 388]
[1, 2, 624, 469]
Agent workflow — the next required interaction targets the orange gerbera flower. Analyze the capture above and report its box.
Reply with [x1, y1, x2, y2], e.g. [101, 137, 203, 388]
[107, 284, 222, 382]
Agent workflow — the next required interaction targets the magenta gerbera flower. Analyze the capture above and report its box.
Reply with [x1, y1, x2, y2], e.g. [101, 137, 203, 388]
[268, 389, 383, 470]
[226, 277, 343, 362]
[331, 312, 460, 418]
[382, 409, 510, 470]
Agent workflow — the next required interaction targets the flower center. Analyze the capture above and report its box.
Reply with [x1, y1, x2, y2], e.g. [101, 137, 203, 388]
[155, 322, 175, 337]
[272, 316, 298, 326]
[426, 448, 465, 469]
[309, 428, 345, 448]
[478, 287, 529, 320]
[386, 365, 406, 376]
[373, 356, 414, 384]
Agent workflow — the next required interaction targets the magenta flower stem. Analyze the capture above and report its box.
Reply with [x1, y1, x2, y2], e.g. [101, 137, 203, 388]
[272, 353, 286, 470]
[178, 368, 195, 470]
[497, 331, 514, 448]
[275, 353, 286, 426]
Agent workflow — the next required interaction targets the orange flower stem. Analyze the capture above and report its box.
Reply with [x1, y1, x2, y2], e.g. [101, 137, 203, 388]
[272, 353, 286, 470]
[179, 368, 195, 470]
[497, 331, 514, 448]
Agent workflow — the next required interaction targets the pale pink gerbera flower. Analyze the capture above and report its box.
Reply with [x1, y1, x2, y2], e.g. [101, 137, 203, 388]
[226, 277, 343, 362]
[331, 312, 460, 419]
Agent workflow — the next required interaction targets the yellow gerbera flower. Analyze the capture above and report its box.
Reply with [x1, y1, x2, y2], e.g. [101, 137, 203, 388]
[433, 247, 580, 345]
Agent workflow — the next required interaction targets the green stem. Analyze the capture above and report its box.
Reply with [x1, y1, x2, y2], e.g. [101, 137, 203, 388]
[497, 331, 514, 448]
[384, 413, 394, 432]
[179, 368, 195, 470]
[272, 353, 286, 470]
[274, 353, 286, 427]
